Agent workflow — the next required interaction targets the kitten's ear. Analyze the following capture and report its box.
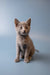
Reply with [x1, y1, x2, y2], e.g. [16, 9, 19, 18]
[14, 18, 20, 27]
[26, 18, 31, 26]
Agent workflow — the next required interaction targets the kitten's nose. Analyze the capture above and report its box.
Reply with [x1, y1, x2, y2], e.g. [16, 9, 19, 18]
[23, 30, 26, 33]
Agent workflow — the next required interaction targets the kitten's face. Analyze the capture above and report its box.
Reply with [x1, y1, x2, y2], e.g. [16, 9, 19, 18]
[14, 18, 31, 36]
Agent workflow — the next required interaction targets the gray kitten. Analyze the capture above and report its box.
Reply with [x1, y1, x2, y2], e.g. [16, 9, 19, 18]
[14, 18, 39, 63]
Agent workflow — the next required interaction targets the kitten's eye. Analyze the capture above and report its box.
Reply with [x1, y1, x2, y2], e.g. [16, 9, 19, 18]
[20, 26, 22, 29]
[26, 26, 28, 29]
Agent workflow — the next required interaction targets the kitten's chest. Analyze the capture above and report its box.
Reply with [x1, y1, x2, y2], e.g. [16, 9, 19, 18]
[17, 36, 28, 50]
[20, 44, 27, 52]
[19, 39, 27, 51]
[19, 37, 28, 45]
[20, 41, 27, 51]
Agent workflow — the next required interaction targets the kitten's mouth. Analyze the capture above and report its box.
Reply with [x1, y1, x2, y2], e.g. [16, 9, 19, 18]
[19, 32, 28, 37]
[21, 33, 28, 37]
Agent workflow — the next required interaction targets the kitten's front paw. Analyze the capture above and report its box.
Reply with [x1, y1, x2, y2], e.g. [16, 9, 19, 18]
[24, 58, 29, 63]
[15, 58, 20, 62]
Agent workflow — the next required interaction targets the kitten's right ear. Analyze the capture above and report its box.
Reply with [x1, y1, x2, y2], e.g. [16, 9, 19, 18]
[14, 18, 20, 27]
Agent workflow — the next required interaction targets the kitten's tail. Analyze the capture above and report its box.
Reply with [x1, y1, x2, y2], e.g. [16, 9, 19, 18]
[35, 49, 39, 52]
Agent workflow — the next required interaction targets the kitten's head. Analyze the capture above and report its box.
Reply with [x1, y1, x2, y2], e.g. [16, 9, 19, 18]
[14, 18, 31, 36]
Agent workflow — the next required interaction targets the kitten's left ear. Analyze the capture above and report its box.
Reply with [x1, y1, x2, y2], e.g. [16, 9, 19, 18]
[26, 18, 31, 26]
[14, 18, 20, 27]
